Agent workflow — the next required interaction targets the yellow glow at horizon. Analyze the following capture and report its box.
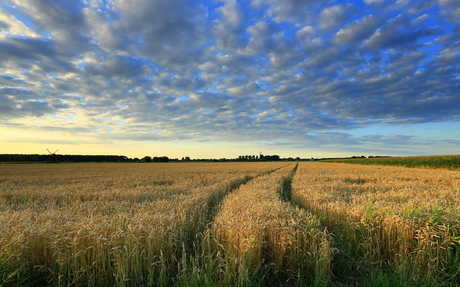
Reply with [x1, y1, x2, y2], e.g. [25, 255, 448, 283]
[1, 123, 307, 159]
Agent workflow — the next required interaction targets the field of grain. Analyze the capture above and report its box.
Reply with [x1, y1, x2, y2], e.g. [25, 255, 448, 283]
[199, 164, 332, 286]
[324, 154, 460, 170]
[0, 162, 285, 286]
[1, 161, 460, 286]
[292, 162, 460, 286]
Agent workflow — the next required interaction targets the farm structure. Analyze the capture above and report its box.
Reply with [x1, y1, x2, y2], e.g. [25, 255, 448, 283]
[1, 162, 459, 286]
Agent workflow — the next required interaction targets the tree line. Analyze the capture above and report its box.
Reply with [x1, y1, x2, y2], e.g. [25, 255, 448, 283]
[0, 154, 128, 163]
[1, 154, 288, 163]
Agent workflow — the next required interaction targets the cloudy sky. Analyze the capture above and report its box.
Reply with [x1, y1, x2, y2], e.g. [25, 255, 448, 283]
[1, 0, 459, 159]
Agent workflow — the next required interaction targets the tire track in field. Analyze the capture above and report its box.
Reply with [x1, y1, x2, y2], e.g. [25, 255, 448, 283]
[182, 163, 293, 252]
[187, 162, 330, 286]
[207, 163, 294, 221]
[204, 163, 294, 227]
[173, 168, 279, 285]
[172, 164, 295, 285]
[279, 163, 298, 202]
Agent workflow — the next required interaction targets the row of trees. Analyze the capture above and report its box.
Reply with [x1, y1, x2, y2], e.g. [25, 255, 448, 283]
[140, 155, 284, 162]
[0, 154, 128, 163]
[140, 156, 170, 162]
[1, 154, 287, 163]
[237, 155, 280, 161]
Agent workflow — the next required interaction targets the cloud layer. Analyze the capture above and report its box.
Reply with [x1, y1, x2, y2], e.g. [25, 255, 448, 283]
[1, 0, 459, 155]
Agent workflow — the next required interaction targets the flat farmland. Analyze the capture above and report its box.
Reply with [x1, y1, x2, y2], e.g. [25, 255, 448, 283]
[1, 162, 459, 286]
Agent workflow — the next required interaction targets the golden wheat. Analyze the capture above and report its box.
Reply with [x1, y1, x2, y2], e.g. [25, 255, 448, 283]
[0, 162, 282, 286]
[206, 164, 332, 285]
[2, 161, 459, 286]
[291, 162, 460, 284]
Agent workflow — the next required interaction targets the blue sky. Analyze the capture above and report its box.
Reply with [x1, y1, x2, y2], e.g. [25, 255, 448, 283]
[0, 0, 459, 159]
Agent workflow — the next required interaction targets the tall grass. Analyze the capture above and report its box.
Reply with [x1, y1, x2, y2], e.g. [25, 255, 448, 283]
[0, 162, 280, 286]
[291, 162, 460, 285]
[324, 155, 460, 170]
[190, 164, 333, 286]
[2, 162, 460, 286]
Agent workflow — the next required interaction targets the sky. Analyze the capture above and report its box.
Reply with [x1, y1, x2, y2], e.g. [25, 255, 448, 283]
[0, 0, 459, 159]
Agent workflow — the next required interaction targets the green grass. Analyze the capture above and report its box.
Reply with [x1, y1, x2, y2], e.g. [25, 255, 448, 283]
[323, 155, 460, 170]
[0, 254, 29, 287]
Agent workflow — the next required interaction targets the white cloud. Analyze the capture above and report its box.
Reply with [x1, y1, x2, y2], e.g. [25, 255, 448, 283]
[296, 26, 316, 40]
[364, 0, 384, 4]
[318, 4, 354, 31]
[334, 14, 384, 44]
[252, 0, 318, 25]
[226, 82, 260, 96]
[0, 0, 459, 154]
[0, 8, 38, 37]
[439, 0, 460, 9]
[213, 1, 249, 52]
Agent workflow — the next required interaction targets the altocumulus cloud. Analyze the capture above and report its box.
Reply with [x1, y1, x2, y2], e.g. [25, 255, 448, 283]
[0, 0, 459, 155]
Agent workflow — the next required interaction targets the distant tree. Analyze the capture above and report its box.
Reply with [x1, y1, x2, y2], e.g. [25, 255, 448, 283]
[153, 156, 169, 162]
[141, 156, 152, 162]
[264, 155, 280, 161]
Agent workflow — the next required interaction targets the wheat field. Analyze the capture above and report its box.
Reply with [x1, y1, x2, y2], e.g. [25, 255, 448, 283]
[292, 162, 460, 286]
[1, 161, 459, 286]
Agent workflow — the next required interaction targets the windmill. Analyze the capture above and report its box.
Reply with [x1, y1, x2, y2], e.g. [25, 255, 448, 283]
[259, 151, 264, 160]
[46, 149, 59, 163]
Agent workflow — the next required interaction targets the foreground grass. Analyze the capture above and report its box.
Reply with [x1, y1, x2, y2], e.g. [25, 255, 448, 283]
[2, 162, 460, 286]
[292, 162, 460, 286]
[0, 162, 283, 286]
[323, 155, 460, 170]
[191, 164, 332, 286]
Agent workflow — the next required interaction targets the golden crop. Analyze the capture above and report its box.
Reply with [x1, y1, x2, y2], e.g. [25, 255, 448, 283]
[207, 164, 331, 285]
[0, 162, 281, 286]
[1, 161, 459, 286]
[292, 162, 460, 284]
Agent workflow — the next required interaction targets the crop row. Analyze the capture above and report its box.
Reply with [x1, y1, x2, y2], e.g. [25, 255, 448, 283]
[0, 162, 283, 286]
[1, 162, 460, 286]
[324, 154, 460, 170]
[292, 162, 460, 285]
[193, 163, 331, 286]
